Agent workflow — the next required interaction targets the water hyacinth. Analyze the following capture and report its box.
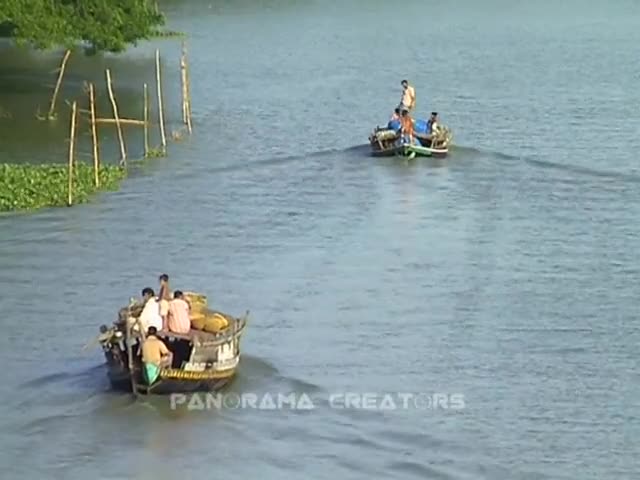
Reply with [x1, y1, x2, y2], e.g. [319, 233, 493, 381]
[0, 163, 126, 212]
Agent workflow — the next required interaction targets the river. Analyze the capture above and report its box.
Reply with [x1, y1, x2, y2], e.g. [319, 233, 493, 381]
[0, 1, 638, 479]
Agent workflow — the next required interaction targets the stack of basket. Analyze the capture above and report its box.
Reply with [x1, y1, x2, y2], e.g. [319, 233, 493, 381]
[184, 291, 230, 333]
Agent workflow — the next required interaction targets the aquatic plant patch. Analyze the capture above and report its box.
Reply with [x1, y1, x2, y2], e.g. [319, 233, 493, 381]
[0, 163, 126, 212]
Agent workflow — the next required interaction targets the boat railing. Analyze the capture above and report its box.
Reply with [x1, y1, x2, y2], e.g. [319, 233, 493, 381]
[152, 310, 248, 347]
[107, 303, 248, 348]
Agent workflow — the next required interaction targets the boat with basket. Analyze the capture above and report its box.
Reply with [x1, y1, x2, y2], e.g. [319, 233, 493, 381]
[95, 291, 248, 395]
[368, 116, 453, 158]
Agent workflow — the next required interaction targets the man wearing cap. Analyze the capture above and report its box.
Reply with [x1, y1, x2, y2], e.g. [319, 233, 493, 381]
[399, 80, 416, 112]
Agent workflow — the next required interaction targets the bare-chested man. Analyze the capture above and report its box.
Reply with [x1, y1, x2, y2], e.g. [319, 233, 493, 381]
[158, 273, 171, 330]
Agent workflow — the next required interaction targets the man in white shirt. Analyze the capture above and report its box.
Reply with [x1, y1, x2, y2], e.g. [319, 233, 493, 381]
[139, 287, 163, 331]
[424, 112, 443, 147]
[428, 112, 439, 135]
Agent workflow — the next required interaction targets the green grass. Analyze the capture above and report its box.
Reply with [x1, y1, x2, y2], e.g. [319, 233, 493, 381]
[0, 163, 126, 212]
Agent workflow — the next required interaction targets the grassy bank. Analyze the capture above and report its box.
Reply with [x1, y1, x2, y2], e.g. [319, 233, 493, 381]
[0, 163, 126, 212]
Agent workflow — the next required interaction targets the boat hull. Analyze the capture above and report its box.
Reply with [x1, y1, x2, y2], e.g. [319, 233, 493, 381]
[371, 143, 448, 158]
[106, 364, 236, 394]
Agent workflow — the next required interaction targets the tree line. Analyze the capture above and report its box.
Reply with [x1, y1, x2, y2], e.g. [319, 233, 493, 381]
[0, 0, 165, 53]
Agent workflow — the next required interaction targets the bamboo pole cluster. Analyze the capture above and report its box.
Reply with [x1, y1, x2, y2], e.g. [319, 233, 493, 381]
[63, 44, 195, 205]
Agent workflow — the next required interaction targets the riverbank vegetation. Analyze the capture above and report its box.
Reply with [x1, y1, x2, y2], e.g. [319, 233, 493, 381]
[0, 2, 194, 214]
[0, 163, 126, 212]
[0, 0, 166, 53]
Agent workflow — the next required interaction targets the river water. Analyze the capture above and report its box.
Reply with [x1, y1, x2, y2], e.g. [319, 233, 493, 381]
[0, 1, 639, 479]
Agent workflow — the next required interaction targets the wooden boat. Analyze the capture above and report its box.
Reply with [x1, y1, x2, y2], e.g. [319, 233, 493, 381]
[368, 122, 453, 158]
[370, 141, 449, 158]
[95, 291, 248, 395]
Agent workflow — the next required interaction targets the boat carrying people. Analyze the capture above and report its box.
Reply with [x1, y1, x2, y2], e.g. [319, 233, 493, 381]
[95, 280, 248, 395]
[369, 99, 453, 158]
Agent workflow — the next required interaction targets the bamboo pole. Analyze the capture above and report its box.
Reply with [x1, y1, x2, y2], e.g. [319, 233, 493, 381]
[180, 44, 187, 126]
[125, 305, 138, 396]
[89, 83, 100, 187]
[183, 42, 193, 134]
[155, 49, 167, 154]
[48, 50, 71, 119]
[185, 66, 192, 134]
[67, 101, 77, 206]
[94, 118, 147, 126]
[143, 83, 149, 156]
[105, 69, 127, 165]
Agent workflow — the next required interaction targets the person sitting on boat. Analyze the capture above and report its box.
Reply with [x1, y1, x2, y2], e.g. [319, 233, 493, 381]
[139, 287, 163, 332]
[168, 290, 191, 334]
[424, 112, 441, 146]
[399, 80, 416, 112]
[387, 108, 402, 131]
[158, 273, 171, 329]
[427, 112, 439, 133]
[141, 326, 173, 385]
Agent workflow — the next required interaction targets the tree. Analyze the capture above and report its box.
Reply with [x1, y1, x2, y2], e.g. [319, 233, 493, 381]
[0, 0, 165, 53]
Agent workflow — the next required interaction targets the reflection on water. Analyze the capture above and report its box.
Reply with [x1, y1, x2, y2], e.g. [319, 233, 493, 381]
[0, 40, 183, 164]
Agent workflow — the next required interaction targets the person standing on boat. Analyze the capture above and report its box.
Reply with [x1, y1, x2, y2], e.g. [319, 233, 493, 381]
[400, 109, 415, 145]
[399, 80, 416, 112]
[139, 287, 163, 332]
[168, 290, 192, 334]
[141, 326, 173, 385]
[158, 273, 171, 330]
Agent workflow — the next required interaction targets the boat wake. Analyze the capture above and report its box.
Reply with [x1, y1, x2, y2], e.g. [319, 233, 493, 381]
[260, 140, 640, 185]
[193, 140, 640, 188]
[19, 353, 322, 403]
[18, 363, 106, 391]
[223, 354, 323, 395]
[522, 156, 640, 183]
[203, 144, 368, 175]
[452, 144, 640, 183]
